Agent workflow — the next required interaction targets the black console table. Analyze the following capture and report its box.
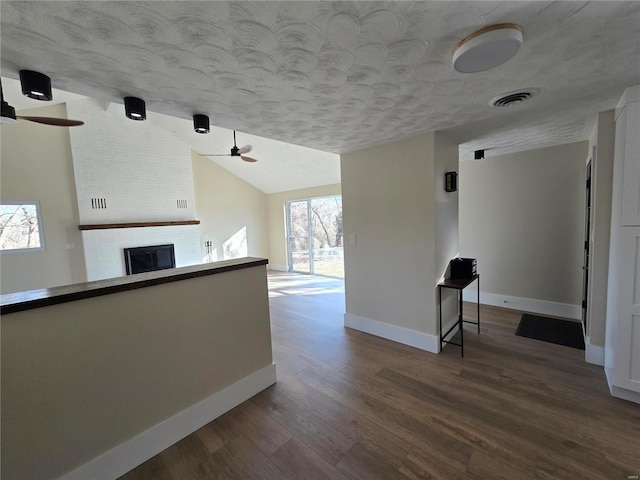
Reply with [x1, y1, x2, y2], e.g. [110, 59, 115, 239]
[438, 274, 480, 357]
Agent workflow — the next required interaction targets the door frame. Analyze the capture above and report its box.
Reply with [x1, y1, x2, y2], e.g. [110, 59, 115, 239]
[582, 159, 592, 331]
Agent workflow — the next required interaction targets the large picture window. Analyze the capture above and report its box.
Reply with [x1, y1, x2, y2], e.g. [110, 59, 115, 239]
[0, 202, 45, 252]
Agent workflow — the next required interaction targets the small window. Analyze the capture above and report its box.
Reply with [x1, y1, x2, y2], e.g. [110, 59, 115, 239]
[0, 202, 45, 252]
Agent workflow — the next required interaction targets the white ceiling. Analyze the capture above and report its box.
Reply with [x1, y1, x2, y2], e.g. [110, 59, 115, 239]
[2, 1, 639, 191]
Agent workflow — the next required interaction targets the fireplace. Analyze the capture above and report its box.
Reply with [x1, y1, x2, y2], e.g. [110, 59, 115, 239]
[124, 244, 176, 275]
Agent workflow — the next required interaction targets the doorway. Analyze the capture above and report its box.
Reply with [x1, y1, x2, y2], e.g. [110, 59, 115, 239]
[582, 160, 592, 330]
[286, 196, 343, 277]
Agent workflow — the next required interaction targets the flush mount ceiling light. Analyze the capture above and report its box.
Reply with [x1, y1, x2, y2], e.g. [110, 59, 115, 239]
[124, 96, 146, 120]
[19, 70, 53, 100]
[453, 23, 523, 73]
[193, 114, 210, 134]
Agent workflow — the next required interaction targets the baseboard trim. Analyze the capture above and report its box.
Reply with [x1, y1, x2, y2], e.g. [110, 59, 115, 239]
[605, 365, 640, 404]
[462, 290, 581, 320]
[344, 313, 439, 353]
[585, 339, 605, 366]
[58, 363, 277, 480]
[610, 385, 640, 404]
[268, 264, 288, 272]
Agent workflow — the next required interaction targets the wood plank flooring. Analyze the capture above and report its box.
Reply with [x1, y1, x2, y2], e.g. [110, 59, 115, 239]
[119, 272, 639, 480]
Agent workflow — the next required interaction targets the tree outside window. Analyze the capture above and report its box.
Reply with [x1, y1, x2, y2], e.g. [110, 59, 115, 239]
[0, 203, 44, 251]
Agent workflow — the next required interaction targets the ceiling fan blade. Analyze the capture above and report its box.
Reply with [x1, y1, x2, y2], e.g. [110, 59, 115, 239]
[237, 145, 252, 155]
[241, 155, 258, 163]
[201, 153, 231, 157]
[17, 115, 84, 126]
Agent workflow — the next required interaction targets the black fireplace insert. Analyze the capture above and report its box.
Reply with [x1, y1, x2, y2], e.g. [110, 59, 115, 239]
[124, 244, 176, 275]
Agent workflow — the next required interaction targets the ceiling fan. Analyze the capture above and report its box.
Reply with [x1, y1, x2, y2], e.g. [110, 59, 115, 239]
[0, 75, 84, 127]
[202, 131, 258, 162]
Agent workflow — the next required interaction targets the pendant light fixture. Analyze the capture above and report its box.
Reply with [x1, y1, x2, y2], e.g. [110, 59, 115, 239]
[453, 23, 523, 73]
[19, 70, 53, 101]
[124, 96, 146, 120]
[193, 114, 210, 134]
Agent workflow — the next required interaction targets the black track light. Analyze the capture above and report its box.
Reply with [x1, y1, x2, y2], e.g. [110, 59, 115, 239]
[19, 70, 53, 101]
[124, 96, 146, 121]
[193, 114, 210, 134]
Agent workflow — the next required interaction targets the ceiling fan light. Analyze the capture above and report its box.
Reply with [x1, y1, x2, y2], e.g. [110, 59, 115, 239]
[193, 114, 210, 134]
[124, 96, 146, 121]
[452, 23, 523, 73]
[19, 70, 53, 101]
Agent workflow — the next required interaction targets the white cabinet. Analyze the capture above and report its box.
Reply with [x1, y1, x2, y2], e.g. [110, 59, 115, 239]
[612, 227, 640, 391]
[606, 85, 640, 403]
[621, 99, 640, 226]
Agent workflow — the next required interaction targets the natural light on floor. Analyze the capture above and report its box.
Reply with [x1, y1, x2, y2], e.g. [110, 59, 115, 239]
[267, 272, 344, 297]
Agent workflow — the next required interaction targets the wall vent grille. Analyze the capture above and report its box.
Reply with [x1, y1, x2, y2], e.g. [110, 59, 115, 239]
[91, 198, 107, 209]
[177, 199, 188, 209]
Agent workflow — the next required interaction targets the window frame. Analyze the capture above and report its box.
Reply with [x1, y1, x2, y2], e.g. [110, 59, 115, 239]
[0, 201, 46, 254]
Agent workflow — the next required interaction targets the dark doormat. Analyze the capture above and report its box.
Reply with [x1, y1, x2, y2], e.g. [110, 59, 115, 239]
[515, 314, 585, 350]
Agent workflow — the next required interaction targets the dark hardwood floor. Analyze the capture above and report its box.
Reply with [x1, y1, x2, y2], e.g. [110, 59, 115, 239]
[120, 272, 639, 480]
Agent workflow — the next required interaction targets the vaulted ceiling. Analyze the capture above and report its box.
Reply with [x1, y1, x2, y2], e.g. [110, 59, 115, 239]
[2, 1, 639, 190]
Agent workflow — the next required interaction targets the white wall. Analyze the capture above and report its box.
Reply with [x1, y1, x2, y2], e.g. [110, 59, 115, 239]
[459, 142, 588, 318]
[0, 104, 87, 294]
[587, 110, 615, 356]
[1, 262, 274, 480]
[340, 132, 458, 352]
[266, 183, 342, 270]
[65, 99, 202, 280]
[434, 133, 460, 282]
[192, 150, 270, 262]
[66, 99, 197, 224]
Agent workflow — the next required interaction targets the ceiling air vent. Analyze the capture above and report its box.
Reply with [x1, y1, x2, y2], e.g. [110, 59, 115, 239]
[490, 88, 539, 107]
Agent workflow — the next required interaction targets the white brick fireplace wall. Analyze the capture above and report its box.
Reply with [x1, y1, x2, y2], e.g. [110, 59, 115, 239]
[66, 99, 201, 280]
[82, 226, 201, 281]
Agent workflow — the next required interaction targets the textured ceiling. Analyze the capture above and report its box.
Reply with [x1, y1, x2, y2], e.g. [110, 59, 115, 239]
[1, 1, 639, 172]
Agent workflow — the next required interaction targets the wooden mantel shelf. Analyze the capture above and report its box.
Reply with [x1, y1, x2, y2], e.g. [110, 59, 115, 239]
[79, 220, 200, 230]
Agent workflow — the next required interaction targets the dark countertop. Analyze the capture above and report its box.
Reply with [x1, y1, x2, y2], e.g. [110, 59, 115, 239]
[1, 257, 268, 315]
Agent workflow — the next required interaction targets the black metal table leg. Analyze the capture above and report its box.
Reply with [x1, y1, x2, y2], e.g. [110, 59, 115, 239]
[459, 288, 464, 357]
[437, 274, 480, 357]
[477, 274, 480, 334]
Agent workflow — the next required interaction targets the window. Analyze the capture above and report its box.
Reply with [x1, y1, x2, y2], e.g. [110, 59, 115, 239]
[0, 202, 45, 252]
[286, 195, 344, 277]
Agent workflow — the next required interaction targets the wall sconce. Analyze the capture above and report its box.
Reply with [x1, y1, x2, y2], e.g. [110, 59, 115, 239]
[445, 171, 457, 192]
[124, 96, 146, 121]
